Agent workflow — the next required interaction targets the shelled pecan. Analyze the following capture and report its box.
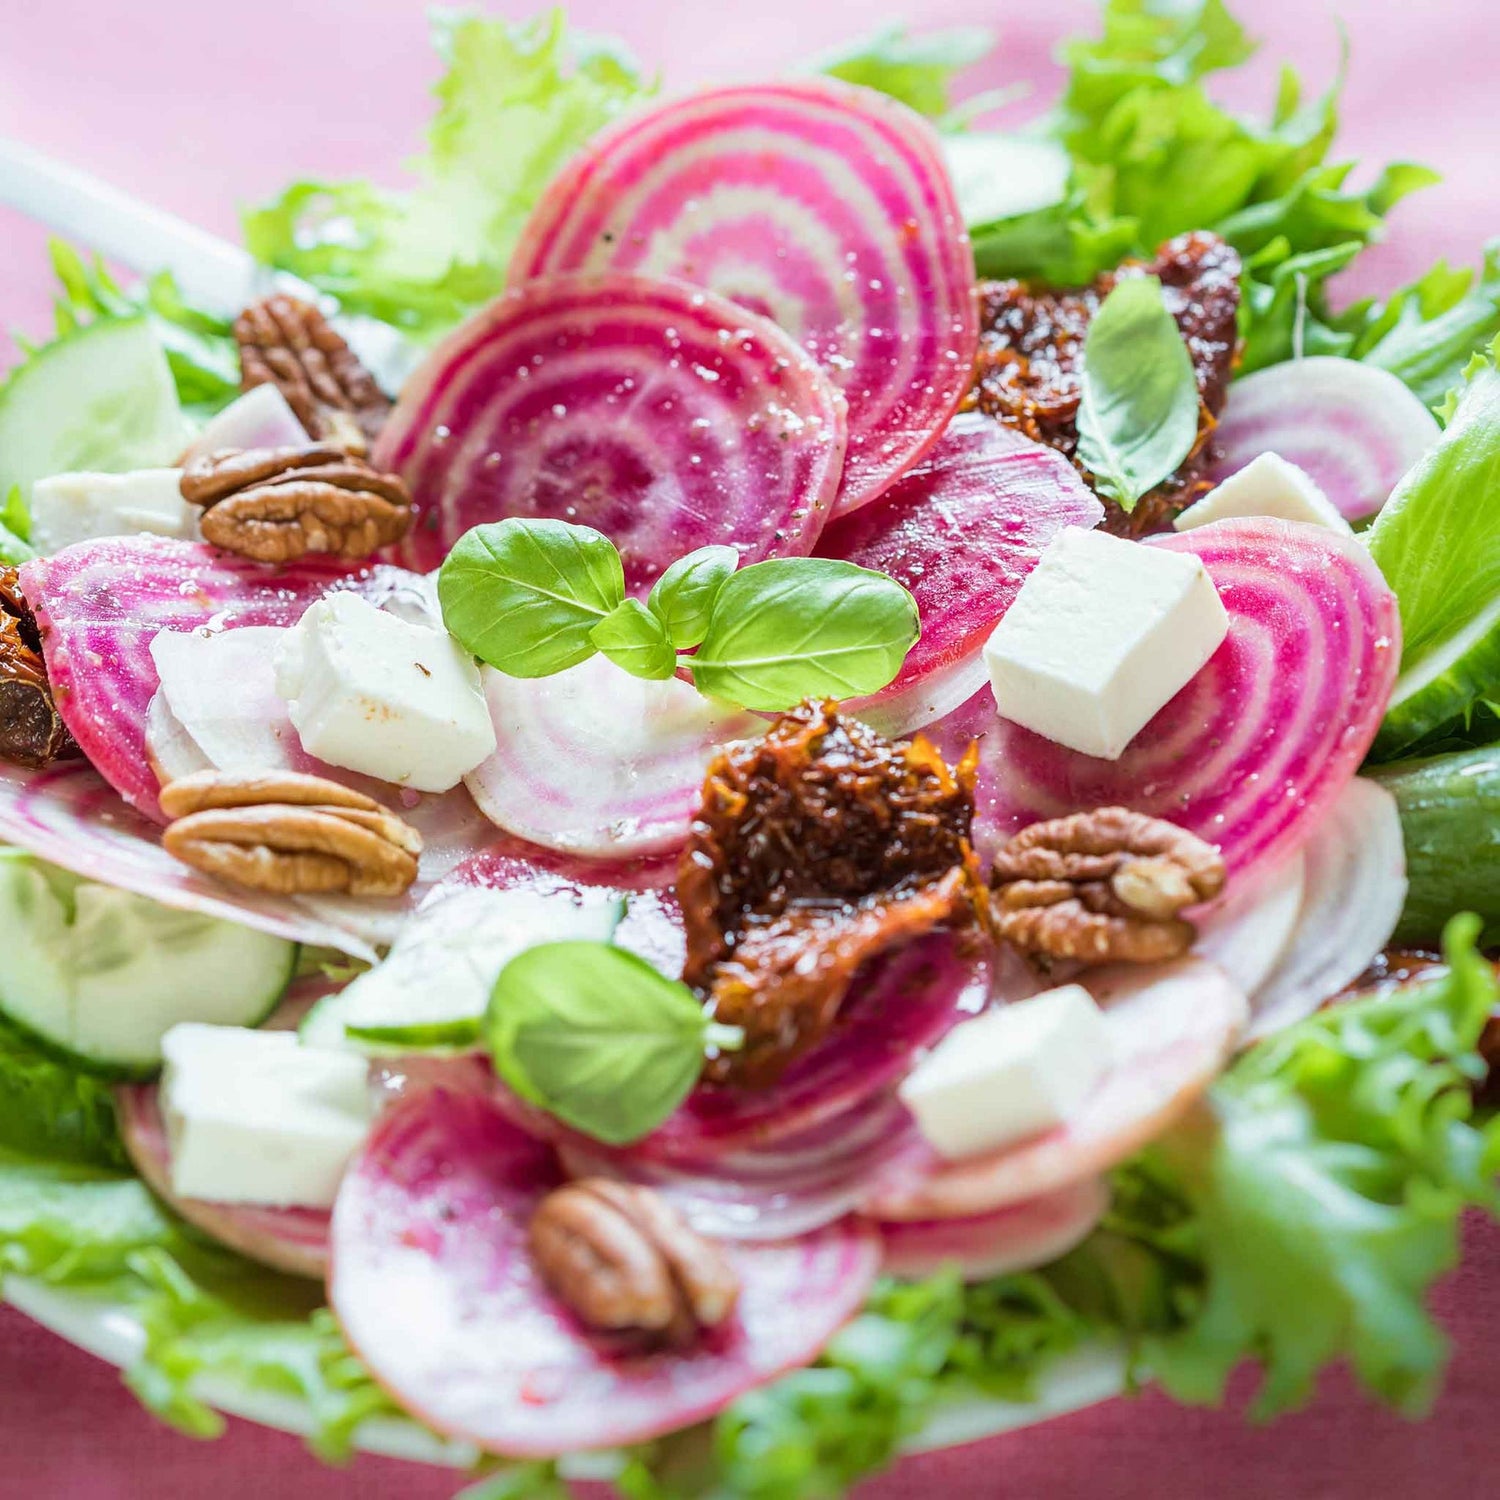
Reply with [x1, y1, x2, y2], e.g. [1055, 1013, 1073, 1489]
[990, 806, 1225, 964]
[160, 770, 421, 897]
[680, 701, 985, 1087]
[235, 294, 391, 453]
[180, 444, 412, 564]
[0, 567, 76, 768]
[972, 231, 1241, 535]
[529, 1179, 739, 1345]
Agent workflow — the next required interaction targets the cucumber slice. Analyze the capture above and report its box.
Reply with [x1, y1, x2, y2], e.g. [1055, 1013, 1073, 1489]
[0, 318, 187, 508]
[1370, 746, 1500, 944]
[301, 886, 624, 1054]
[0, 850, 297, 1077]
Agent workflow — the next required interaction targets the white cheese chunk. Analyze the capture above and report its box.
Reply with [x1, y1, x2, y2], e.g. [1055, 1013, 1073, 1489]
[1174, 452, 1352, 534]
[274, 593, 496, 792]
[983, 526, 1229, 760]
[30, 469, 196, 554]
[161, 1024, 373, 1208]
[898, 985, 1112, 1160]
[180, 384, 308, 464]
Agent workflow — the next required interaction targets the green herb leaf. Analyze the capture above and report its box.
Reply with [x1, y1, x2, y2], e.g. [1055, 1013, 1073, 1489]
[647, 544, 739, 648]
[244, 13, 652, 339]
[590, 598, 677, 680]
[1075, 278, 1200, 511]
[817, 25, 994, 119]
[1367, 341, 1500, 756]
[690, 558, 919, 711]
[438, 518, 625, 677]
[486, 941, 714, 1145]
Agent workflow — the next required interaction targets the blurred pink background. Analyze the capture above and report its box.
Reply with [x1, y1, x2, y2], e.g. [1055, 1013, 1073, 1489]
[1, 1, 1498, 1496]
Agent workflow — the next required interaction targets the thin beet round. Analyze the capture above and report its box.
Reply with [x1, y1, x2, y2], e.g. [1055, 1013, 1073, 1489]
[509, 81, 978, 516]
[375, 272, 847, 586]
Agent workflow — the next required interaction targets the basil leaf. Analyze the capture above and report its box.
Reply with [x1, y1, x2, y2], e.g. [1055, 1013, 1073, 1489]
[690, 558, 919, 711]
[1075, 277, 1200, 512]
[590, 598, 677, 680]
[486, 941, 710, 1146]
[647, 544, 739, 648]
[438, 518, 624, 676]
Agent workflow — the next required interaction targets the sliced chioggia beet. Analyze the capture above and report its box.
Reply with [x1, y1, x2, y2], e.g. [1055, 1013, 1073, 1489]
[1192, 851, 1306, 998]
[818, 415, 1104, 735]
[933, 518, 1401, 883]
[1247, 777, 1407, 1041]
[879, 1177, 1110, 1282]
[863, 956, 1248, 1221]
[1208, 357, 1439, 522]
[375, 272, 846, 585]
[116, 1079, 331, 1280]
[509, 80, 978, 515]
[557, 1090, 925, 1242]
[465, 656, 759, 858]
[329, 1085, 880, 1456]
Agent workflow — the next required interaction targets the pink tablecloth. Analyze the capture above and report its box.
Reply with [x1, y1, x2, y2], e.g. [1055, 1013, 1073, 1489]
[1, 1, 1498, 1495]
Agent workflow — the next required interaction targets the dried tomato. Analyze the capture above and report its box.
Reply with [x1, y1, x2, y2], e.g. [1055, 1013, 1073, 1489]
[0, 567, 76, 769]
[679, 701, 982, 1087]
[972, 230, 1242, 535]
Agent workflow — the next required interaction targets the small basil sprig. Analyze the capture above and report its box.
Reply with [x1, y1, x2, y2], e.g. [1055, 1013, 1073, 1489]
[486, 941, 740, 1145]
[1075, 276, 1200, 513]
[439, 519, 919, 710]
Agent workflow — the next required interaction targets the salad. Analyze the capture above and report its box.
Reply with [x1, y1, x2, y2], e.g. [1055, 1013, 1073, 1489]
[2, 2, 1499, 1495]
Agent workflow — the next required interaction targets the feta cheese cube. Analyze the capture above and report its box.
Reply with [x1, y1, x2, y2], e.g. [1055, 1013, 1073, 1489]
[1174, 452, 1352, 534]
[983, 527, 1229, 760]
[898, 985, 1112, 1160]
[161, 1024, 373, 1208]
[30, 469, 196, 554]
[274, 593, 496, 792]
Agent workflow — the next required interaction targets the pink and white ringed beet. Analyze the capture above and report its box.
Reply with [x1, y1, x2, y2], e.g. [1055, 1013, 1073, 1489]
[819, 415, 1104, 734]
[375, 272, 846, 586]
[879, 1178, 1111, 1282]
[865, 957, 1247, 1221]
[509, 81, 978, 516]
[932, 517, 1401, 883]
[1209, 357, 1439, 522]
[329, 1086, 880, 1457]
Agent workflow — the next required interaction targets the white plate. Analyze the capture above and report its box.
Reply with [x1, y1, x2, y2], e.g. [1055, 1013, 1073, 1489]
[5, 1273, 1126, 1478]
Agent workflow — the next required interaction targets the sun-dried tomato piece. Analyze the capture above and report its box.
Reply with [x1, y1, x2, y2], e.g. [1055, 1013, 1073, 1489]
[679, 702, 982, 1087]
[0, 567, 76, 768]
[972, 230, 1242, 535]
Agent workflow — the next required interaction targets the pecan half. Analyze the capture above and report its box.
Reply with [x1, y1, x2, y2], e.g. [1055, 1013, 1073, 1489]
[235, 294, 390, 454]
[681, 701, 985, 1087]
[990, 807, 1225, 964]
[529, 1179, 740, 1346]
[0, 567, 77, 768]
[181, 444, 412, 564]
[160, 770, 421, 897]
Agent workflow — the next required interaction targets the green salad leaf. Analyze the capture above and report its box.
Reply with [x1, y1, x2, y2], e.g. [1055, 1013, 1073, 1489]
[1366, 340, 1500, 756]
[591, 598, 677, 680]
[0, 1022, 125, 1168]
[1075, 277, 1200, 511]
[487, 941, 736, 1146]
[244, 11, 652, 339]
[439, 518, 626, 677]
[647, 545, 739, 650]
[816, 25, 994, 120]
[690, 558, 919, 711]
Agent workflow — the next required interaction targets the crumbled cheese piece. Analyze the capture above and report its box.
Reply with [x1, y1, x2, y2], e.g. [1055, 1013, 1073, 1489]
[30, 469, 195, 554]
[1174, 453, 1352, 533]
[983, 526, 1229, 760]
[274, 592, 496, 792]
[898, 985, 1112, 1160]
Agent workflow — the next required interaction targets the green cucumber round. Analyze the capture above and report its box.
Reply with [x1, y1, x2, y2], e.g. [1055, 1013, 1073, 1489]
[0, 850, 297, 1078]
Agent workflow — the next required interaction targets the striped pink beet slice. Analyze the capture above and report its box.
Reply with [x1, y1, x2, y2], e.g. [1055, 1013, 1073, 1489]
[509, 80, 978, 516]
[329, 1086, 880, 1456]
[375, 272, 846, 585]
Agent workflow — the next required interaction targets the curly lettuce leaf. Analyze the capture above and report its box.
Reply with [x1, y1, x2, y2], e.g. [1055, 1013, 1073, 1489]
[1066, 917, 1500, 1417]
[1367, 342, 1500, 756]
[0, 1021, 124, 1168]
[817, 25, 994, 120]
[243, 11, 652, 338]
